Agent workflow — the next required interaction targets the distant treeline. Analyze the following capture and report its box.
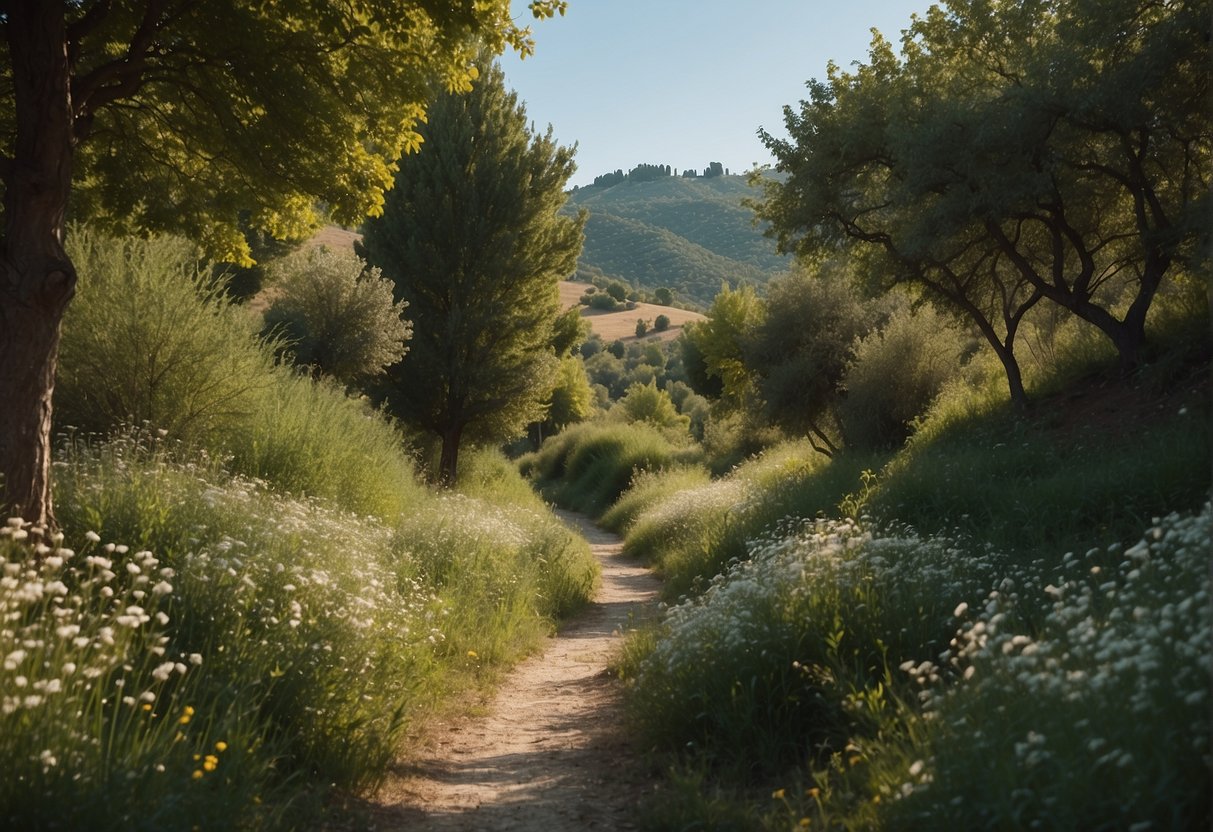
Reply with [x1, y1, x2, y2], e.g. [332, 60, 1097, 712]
[589, 161, 730, 189]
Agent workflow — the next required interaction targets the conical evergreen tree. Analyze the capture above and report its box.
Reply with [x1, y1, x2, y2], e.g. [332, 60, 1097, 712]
[361, 58, 585, 484]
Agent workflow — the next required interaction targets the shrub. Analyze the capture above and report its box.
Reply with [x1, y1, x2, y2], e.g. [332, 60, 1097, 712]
[838, 301, 965, 450]
[521, 421, 696, 516]
[654, 314, 671, 332]
[57, 227, 274, 448]
[263, 246, 410, 388]
[586, 292, 622, 312]
[611, 380, 690, 433]
[222, 372, 425, 519]
[635, 318, 649, 337]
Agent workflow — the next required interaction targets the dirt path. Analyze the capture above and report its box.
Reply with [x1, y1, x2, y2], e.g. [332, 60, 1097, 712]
[368, 511, 662, 831]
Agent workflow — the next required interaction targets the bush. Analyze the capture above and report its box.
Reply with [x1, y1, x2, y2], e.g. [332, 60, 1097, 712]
[57, 227, 274, 448]
[586, 292, 622, 311]
[635, 318, 648, 337]
[521, 421, 697, 516]
[610, 380, 690, 433]
[838, 302, 965, 450]
[654, 314, 671, 332]
[263, 246, 410, 388]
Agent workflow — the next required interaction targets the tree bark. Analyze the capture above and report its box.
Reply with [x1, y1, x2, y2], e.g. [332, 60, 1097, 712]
[0, 3, 78, 529]
[438, 424, 463, 488]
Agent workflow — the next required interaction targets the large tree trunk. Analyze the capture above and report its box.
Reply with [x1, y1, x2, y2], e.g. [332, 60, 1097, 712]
[0, 3, 77, 530]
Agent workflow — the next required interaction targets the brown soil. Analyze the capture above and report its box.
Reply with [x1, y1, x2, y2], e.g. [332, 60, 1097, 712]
[366, 512, 662, 831]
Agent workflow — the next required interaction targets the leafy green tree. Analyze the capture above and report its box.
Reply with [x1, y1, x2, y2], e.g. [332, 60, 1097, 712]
[754, 0, 1209, 407]
[682, 283, 764, 406]
[654, 287, 674, 306]
[635, 318, 649, 337]
[742, 264, 876, 456]
[361, 58, 584, 485]
[0, 0, 567, 527]
[264, 247, 410, 389]
[654, 314, 671, 332]
[609, 339, 627, 359]
[544, 355, 595, 432]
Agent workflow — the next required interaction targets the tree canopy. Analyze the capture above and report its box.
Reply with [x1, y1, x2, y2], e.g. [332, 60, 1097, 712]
[0, 0, 567, 527]
[360, 56, 585, 485]
[753, 0, 1210, 407]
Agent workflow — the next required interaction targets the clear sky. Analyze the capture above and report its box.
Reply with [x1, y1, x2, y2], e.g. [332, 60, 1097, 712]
[500, 1, 931, 188]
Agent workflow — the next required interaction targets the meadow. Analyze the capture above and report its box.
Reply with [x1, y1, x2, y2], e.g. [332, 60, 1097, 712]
[1, 231, 599, 830]
[528, 329, 1210, 830]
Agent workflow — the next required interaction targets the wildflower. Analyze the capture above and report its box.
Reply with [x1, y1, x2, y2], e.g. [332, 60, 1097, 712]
[84, 531, 101, 543]
[192, 770, 204, 780]
[215, 741, 228, 752]
[203, 754, 219, 772]
[772, 788, 786, 799]
[188, 653, 203, 666]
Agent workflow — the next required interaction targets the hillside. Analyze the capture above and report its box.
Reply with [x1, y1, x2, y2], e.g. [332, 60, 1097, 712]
[564, 174, 789, 305]
[558, 280, 705, 344]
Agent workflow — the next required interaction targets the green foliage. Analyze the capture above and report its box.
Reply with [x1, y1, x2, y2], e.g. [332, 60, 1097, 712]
[754, 0, 1210, 400]
[744, 264, 877, 449]
[544, 355, 596, 432]
[10, 425, 596, 829]
[13, 2, 566, 263]
[837, 301, 966, 450]
[361, 57, 584, 483]
[654, 313, 671, 332]
[584, 291, 624, 311]
[611, 380, 691, 433]
[605, 281, 629, 302]
[684, 283, 764, 405]
[634, 318, 649, 337]
[221, 372, 425, 519]
[56, 227, 274, 449]
[565, 174, 789, 304]
[654, 287, 673, 306]
[59, 228, 425, 520]
[608, 339, 626, 359]
[520, 421, 698, 517]
[550, 307, 590, 358]
[263, 246, 410, 388]
[622, 442, 872, 599]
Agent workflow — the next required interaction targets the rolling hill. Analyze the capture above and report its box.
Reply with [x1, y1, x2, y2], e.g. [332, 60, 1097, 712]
[563, 173, 789, 306]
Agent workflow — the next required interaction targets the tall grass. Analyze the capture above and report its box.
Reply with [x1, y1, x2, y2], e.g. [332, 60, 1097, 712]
[3, 430, 598, 828]
[621, 508, 1211, 831]
[620, 441, 875, 599]
[520, 420, 699, 516]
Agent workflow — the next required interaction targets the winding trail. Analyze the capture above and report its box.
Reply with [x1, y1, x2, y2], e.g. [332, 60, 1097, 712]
[368, 511, 662, 831]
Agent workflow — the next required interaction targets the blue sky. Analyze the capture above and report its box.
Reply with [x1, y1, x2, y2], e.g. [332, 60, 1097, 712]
[500, 1, 932, 187]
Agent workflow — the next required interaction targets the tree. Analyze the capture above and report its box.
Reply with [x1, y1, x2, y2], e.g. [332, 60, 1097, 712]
[654, 287, 674, 306]
[263, 247, 410, 389]
[682, 282, 763, 406]
[654, 313, 671, 332]
[635, 318, 649, 337]
[742, 264, 876, 456]
[360, 57, 584, 485]
[754, 0, 1209, 407]
[0, 0, 567, 528]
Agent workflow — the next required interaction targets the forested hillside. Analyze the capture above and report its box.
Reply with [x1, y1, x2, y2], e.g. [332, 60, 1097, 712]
[564, 173, 788, 305]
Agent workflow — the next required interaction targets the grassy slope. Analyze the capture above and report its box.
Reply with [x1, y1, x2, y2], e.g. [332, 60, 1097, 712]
[565, 175, 789, 304]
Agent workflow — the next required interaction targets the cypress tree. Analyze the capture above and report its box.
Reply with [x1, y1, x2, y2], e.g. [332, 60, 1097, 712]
[361, 58, 585, 484]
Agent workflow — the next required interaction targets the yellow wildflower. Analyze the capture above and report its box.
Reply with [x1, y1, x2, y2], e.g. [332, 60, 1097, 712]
[215, 741, 228, 752]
